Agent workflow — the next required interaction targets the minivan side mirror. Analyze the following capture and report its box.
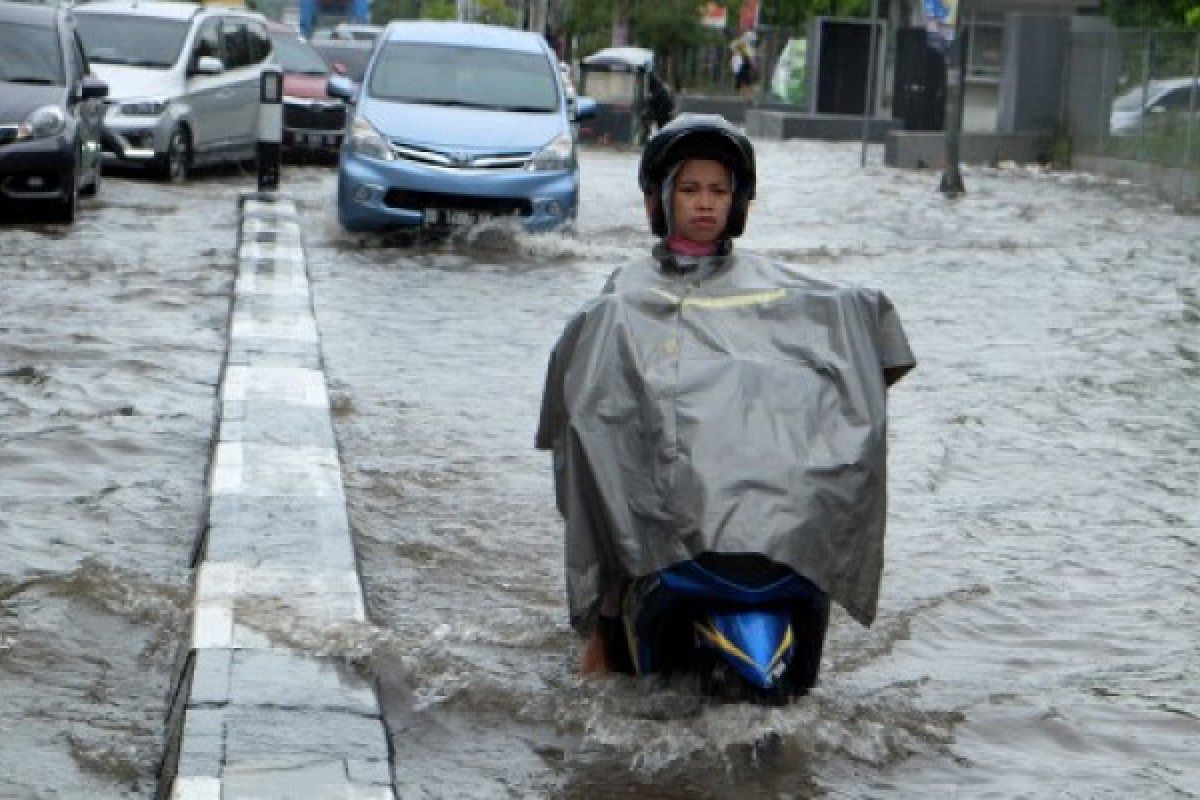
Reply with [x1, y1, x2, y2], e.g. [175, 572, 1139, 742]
[574, 95, 597, 121]
[79, 74, 108, 100]
[193, 56, 225, 76]
[327, 74, 358, 102]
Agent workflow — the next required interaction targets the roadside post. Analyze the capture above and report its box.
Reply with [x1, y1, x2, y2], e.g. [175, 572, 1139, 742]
[257, 66, 283, 191]
[939, 2, 968, 196]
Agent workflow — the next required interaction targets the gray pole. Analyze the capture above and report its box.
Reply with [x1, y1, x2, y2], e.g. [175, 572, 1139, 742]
[1137, 29, 1153, 162]
[859, 0, 881, 167]
[1182, 32, 1199, 171]
[939, 1, 968, 195]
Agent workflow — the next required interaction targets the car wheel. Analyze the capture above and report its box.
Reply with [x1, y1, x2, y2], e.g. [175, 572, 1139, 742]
[80, 152, 101, 197]
[159, 126, 190, 184]
[55, 168, 78, 224]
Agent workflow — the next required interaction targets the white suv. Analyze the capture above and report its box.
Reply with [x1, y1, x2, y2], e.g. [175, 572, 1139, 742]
[75, 0, 272, 182]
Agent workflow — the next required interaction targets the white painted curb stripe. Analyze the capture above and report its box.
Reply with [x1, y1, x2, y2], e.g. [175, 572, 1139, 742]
[222, 366, 329, 409]
[210, 442, 344, 498]
[229, 312, 319, 343]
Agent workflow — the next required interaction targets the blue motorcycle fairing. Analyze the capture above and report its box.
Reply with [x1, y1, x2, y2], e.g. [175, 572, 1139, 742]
[624, 557, 824, 687]
[694, 609, 795, 690]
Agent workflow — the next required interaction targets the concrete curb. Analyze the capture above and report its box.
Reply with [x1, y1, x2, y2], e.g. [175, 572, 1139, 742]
[159, 193, 394, 800]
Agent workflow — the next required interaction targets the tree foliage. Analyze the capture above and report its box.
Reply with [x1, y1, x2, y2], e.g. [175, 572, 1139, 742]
[1103, 0, 1200, 28]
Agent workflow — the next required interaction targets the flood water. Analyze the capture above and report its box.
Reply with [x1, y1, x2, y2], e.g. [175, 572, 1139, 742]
[2, 144, 1197, 799]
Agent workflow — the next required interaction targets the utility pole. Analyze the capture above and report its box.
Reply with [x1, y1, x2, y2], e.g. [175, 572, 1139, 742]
[859, 0, 881, 167]
[939, 1, 968, 196]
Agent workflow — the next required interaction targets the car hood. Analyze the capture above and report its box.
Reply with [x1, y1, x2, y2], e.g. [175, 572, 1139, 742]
[0, 81, 67, 123]
[283, 73, 331, 100]
[360, 98, 564, 150]
[88, 64, 181, 101]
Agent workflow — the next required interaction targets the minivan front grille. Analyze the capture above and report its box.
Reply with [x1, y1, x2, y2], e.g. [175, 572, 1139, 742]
[389, 141, 532, 170]
[283, 102, 346, 132]
[383, 188, 532, 217]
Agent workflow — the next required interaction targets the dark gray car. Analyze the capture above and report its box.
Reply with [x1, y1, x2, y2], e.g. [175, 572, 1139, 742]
[0, 0, 107, 222]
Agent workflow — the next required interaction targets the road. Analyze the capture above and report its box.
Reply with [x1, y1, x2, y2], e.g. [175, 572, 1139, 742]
[2, 147, 1198, 799]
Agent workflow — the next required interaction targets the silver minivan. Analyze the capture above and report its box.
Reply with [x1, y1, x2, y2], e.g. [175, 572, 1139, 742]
[74, 0, 272, 182]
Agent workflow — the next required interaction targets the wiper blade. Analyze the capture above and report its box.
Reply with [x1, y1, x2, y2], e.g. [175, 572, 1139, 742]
[496, 105, 552, 113]
[3, 76, 58, 85]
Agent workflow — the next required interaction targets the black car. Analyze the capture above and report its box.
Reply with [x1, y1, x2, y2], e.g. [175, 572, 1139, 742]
[0, 0, 107, 223]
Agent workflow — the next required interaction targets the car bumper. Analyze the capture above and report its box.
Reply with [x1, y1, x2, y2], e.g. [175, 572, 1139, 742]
[100, 113, 170, 167]
[337, 150, 578, 233]
[0, 134, 74, 202]
[283, 128, 343, 154]
[282, 101, 345, 155]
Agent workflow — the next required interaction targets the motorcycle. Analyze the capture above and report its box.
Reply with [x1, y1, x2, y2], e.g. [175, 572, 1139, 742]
[606, 553, 831, 703]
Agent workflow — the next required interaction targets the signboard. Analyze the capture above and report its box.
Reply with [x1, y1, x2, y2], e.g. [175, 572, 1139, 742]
[701, 2, 727, 29]
[923, 0, 958, 52]
[739, 0, 760, 33]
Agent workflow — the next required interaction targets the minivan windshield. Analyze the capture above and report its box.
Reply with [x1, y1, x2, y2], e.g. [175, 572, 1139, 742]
[271, 34, 329, 75]
[0, 23, 63, 85]
[76, 14, 189, 69]
[369, 42, 558, 112]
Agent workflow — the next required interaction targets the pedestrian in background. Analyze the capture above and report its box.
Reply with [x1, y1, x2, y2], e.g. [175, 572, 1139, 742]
[730, 30, 759, 98]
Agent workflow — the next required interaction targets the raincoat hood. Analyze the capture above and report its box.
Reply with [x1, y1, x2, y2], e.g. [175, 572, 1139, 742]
[537, 251, 914, 632]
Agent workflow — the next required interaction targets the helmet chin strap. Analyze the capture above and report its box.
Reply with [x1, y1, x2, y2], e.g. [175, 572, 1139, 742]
[659, 162, 683, 239]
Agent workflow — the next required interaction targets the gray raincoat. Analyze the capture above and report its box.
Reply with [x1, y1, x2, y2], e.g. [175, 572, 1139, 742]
[536, 245, 914, 632]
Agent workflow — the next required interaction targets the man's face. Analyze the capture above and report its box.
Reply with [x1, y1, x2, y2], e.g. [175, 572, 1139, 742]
[671, 159, 733, 244]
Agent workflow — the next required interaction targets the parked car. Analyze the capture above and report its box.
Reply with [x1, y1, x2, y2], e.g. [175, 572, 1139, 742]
[0, 0, 107, 222]
[267, 23, 346, 159]
[1110, 78, 1200, 136]
[74, 0, 273, 182]
[329, 21, 593, 233]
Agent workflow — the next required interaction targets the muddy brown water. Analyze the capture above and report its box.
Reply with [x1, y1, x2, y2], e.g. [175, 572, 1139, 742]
[2, 147, 1197, 798]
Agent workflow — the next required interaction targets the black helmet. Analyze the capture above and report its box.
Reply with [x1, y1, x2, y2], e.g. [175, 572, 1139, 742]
[638, 113, 756, 238]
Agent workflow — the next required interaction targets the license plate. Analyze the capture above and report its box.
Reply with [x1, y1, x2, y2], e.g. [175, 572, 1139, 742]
[423, 209, 479, 227]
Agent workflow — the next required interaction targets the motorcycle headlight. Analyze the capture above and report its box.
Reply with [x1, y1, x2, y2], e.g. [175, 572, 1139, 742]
[18, 105, 67, 140]
[120, 99, 169, 116]
[347, 117, 394, 161]
[527, 133, 575, 171]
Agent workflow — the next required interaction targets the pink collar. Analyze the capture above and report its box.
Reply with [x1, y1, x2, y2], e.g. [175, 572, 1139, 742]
[666, 235, 719, 257]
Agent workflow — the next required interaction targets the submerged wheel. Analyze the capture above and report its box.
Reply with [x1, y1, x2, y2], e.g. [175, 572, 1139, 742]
[54, 165, 78, 224]
[80, 152, 101, 197]
[158, 126, 190, 184]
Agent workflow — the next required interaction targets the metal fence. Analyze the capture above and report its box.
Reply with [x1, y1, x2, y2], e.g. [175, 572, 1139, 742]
[1069, 28, 1200, 172]
[667, 26, 802, 99]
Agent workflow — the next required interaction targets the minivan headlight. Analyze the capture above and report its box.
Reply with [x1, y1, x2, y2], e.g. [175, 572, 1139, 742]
[347, 117, 394, 161]
[19, 106, 66, 140]
[527, 133, 575, 171]
[120, 99, 169, 116]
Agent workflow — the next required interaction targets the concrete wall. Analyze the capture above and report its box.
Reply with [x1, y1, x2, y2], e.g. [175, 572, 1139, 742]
[747, 110, 902, 142]
[676, 94, 752, 123]
[885, 130, 1051, 167]
[1074, 154, 1200, 211]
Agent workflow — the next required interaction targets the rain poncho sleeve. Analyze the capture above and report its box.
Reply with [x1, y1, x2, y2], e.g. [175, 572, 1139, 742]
[537, 251, 914, 634]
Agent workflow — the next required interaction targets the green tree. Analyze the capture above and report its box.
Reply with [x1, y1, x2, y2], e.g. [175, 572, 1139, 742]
[1103, 0, 1200, 27]
[761, 0, 869, 28]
